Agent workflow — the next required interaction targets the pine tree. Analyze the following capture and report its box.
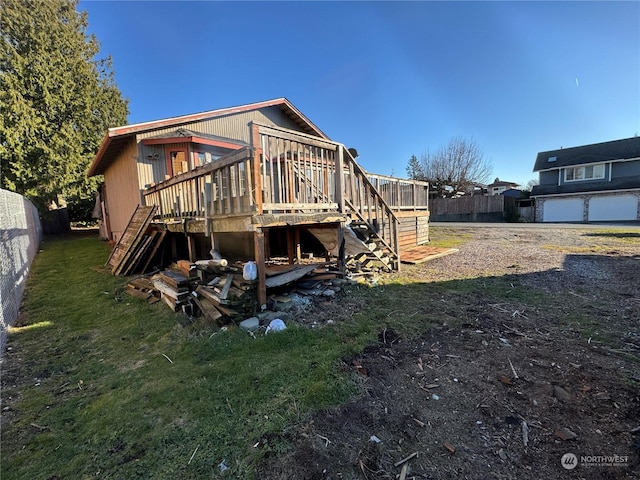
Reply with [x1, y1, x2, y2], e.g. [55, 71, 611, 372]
[405, 154, 424, 180]
[0, 0, 128, 217]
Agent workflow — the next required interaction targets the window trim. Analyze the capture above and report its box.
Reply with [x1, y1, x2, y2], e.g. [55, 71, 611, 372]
[564, 163, 605, 182]
[166, 147, 189, 177]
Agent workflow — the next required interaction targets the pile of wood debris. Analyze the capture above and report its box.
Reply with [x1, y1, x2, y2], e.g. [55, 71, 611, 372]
[124, 258, 351, 324]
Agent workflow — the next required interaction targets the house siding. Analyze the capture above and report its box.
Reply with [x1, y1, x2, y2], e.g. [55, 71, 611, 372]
[538, 170, 557, 186]
[131, 106, 309, 189]
[137, 143, 173, 187]
[135, 106, 303, 144]
[103, 138, 142, 241]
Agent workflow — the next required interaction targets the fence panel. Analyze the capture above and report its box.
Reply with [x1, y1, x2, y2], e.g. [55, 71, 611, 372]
[0, 189, 42, 353]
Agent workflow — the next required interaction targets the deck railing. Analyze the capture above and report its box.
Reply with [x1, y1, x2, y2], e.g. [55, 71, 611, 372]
[257, 124, 339, 213]
[143, 147, 256, 220]
[366, 173, 429, 211]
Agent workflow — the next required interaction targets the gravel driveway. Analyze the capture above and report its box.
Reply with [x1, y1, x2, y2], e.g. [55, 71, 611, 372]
[407, 224, 640, 294]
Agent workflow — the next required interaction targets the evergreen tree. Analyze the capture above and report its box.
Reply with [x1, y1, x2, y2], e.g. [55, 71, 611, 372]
[0, 0, 128, 217]
[405, 154, 424, 180]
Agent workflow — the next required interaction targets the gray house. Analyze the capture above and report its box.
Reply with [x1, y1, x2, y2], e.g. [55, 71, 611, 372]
[531, 136, 640, 222]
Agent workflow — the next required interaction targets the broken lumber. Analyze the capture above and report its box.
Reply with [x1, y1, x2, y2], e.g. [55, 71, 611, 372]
[265, 265, 317, 289]
[157, 270, 190, 291]
[191, 294, 223, 322]
[177, 260, 196, 278]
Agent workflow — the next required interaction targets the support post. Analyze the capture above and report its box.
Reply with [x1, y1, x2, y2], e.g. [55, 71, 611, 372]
[287, 228, 295, 265]
[187, 234, 196, 262]
[393, 219, 401, 272]
[204, 181, 212, 237]
[210, 230, 218, 255]
[254, 228, 267, 308]
[335, 146, 345, 213]
[337, 221, 345, 274]
[294, 228, 301, 263]
[250, 122, 263, 214]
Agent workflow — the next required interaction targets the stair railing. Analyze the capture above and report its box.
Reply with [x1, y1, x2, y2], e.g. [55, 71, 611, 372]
[338, 146, 400, 268]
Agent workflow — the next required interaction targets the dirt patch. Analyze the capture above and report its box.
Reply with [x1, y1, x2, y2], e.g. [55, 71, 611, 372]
[258, 226, 640, 479]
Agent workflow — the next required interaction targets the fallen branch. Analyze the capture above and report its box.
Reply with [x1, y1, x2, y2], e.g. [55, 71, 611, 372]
[412, 417, 425, 427]
[162, 354, 174, 364]
[317, 434, 331, 447]
[399, 462, 409, 480]
[188, 445, 199, 465]
[475, 396, 489, 409]
[394, 451, 418, 467]
[508, 358, 519, 379]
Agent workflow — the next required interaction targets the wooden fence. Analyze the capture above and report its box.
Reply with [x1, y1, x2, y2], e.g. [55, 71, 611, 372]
[430, 195, 515, 221]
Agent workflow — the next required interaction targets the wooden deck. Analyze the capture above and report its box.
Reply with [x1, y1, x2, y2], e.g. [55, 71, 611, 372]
[400, 245, 458, 264]
[141, 123, 430, 304]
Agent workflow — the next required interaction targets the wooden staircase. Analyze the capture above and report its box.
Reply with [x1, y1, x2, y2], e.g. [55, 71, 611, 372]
[345, 202, 398, 271]
[292, 154, 400, 271]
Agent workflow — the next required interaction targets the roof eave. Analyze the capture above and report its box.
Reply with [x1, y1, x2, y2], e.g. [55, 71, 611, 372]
[87, 133, 113, 177]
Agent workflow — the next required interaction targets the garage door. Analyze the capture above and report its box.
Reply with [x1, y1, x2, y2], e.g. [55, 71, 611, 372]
[543, 198, 584, 222]
[588, 195, 638, 221]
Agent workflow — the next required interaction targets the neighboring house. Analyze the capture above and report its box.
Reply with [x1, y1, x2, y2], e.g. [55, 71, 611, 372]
[486, 178, 520, 196]
[88, 98, 430, 303]
[531, 136, 640, 222]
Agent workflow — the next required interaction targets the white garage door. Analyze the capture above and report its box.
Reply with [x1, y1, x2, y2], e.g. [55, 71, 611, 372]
[588, 195, 638, 221]
[543, 198, 584, 222]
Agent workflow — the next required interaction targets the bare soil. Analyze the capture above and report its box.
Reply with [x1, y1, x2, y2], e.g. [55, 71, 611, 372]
[258, 226, 640, 480]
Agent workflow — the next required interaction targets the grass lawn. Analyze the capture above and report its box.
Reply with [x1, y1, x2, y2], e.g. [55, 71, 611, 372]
[1, 233, 405, 479]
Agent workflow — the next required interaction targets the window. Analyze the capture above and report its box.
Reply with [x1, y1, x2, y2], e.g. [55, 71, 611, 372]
[548, 156, 557, 162]
[168, 149, 188, 176]
[564, 164, 605, 182]
[195, 151, 220, 166]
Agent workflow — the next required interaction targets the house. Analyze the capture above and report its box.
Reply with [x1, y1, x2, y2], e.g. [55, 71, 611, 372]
[531, 136, 640, 222]
[88, 98, 430, 303]
[486, 178, 520, 196]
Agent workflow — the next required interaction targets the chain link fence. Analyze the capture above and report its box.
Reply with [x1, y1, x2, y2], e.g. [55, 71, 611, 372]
[1, 188, 42, 353]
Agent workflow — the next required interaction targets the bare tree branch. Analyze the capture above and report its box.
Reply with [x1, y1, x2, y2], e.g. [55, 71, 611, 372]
[407, 137, 492, 198]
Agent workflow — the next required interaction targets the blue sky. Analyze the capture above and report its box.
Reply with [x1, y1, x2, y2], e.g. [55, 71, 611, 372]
[80, 1, 640, 187]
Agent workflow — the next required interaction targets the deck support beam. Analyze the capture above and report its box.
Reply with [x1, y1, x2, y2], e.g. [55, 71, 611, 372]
[335, 146, 345, 213]
[254, 228, 267, 308]
[337, 221, 345, 273]
[187, 234, 196, 262]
